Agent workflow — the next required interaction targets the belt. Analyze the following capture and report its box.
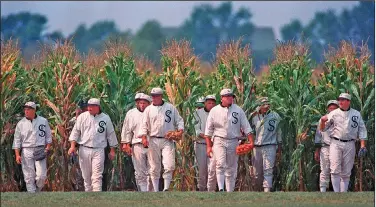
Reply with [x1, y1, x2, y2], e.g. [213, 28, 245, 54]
[195, 142, 207, 145]
[254, 143, 277, 147]
[22, 145, 44, 148]
[151, 136, 165, 139]
[214, 135, 237, 140]
[79, 145, 94, 148]
[331, 137, 355, 142]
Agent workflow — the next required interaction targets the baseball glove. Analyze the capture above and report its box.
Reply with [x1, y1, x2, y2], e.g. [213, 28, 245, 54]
[165, 130, 182, 141]
[236, 143, 253, 155]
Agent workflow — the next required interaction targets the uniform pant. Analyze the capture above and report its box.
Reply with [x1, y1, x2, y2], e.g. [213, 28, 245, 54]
[319, 146, 330, 190]
[21, 147, 47, 193]
[132, 143, 153, 192]
[251, 145, 277, 191]
[329, 139, 355, 192]
[213, 137, 239, 192]
[195, 142, 215, 191]
[148, 138, 175, 191]
[207, 155, 217, 191]
[79, 146, 105, 192]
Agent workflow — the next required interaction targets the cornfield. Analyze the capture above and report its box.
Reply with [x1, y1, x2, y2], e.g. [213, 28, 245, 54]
[0, 38, 374, 192]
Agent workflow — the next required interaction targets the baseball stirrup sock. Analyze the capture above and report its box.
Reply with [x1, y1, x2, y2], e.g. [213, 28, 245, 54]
[217, 174, 225, 190]
[320, 187, 326, 192]
[331, 175, 340, 192]
[164, 179, 171, 191]
[152, 179, 159, 192]
[340, 180, 349, 192]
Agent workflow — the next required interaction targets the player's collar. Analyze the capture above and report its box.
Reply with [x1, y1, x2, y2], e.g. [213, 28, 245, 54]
[153, 100, 164, 106]
[340, 107, 350, 111]
[204, 107, 210, 112]
[26, 114, 38, 122]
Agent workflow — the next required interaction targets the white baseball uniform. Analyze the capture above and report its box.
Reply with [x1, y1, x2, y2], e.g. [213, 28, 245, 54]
[205, 104, 252, 192]
[121, 108, 153, 192]
[314, 118, 331, 192]
[69, 111, 119, 192]
[12, 115, 52, 193]
[139, 101, 184, 191]
[322, 108, 367, 192]
[250, 111, 281, 191]
[193, 108, 217, 191]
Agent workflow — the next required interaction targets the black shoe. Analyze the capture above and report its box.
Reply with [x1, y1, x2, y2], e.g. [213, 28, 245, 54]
[219, 189, 224, 192]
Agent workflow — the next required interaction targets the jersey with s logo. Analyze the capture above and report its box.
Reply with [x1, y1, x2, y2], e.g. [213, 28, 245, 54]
[251, 111, 282, 145]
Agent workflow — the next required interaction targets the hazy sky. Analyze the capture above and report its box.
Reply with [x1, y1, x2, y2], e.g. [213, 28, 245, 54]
[1, 1, 359, 40]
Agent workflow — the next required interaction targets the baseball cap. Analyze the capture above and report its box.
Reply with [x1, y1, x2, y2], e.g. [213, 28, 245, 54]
[338, 93, 351, 101]
[139, 94, 152, 102]
[135, 93, 144, 101]
[220, 88, 234, 97]
[87, 98, 100, 106]
[205, 95, 216, 101]
[23, 101, 37, 109]
[196, 97, 205, 103]
[326, 100, 339, 107]
[150, 87, 163, 95]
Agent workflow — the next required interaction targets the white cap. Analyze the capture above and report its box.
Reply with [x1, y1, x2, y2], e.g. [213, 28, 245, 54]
[24, 101, 37, 109]
[87, 98, 100, 106]
[259, 97, 270, 105]
[205, 95, 216, 101]
[196, 97, 205, 103]
[139, 94, 152, 103]
[150, 87, 163, 95]
[135, 93, 144, 101]
[327, 100, 339, 107]
[220, 88, 234, 96]
[338, 93, 351, 101]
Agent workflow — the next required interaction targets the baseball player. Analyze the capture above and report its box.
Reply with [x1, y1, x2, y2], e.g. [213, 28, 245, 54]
[121, 93, 153, 192]
[67, 100, 88, 191]
[314, 100, 339, 192]
[250, 97, 282, 192]
[68, 98, 119, 192]
[195, 97, 205, 109]
[193, 94, 217, 191]
[320, 93, 367, 192]
[139, 87, 184, 192]
[204, 88, 254, 192]
[12, 101, 52, 193]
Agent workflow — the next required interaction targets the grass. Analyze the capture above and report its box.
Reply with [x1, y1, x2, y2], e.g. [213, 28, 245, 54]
[1, 192, 374, 207]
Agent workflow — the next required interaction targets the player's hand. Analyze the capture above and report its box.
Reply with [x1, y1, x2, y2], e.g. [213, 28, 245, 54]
[358, 147, 367, 157]
[206, 146, 213, 158]
[142, 136, 149, 148]
[15, 155, 22, 164]
[68, 146, 77, 155]
[320, 115, 328, 122]
[276, 145, 282, 160]
[314, 148, 320, 163]
[108, 150, 116, 161]
[122, 144, 132, 156]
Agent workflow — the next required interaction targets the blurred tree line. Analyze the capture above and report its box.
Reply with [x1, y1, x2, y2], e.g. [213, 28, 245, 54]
[1, 1, 374, 71]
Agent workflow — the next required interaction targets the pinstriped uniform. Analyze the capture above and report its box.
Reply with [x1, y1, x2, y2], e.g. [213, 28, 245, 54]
[12, 115, 52, 193]
[250, 111, 281, 190]
[69, 111, 118, 192]
[322, 108, 367, 192]
[121, 108, 153, 192]
[193, 108, 217, 191]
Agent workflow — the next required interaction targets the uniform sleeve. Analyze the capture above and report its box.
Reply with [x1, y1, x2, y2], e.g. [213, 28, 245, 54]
[321, 112, 334, 132]
[204, 111, 214, 137]
[173, 106, 184, 131]
[12, 123, 22, 149]
[193, 110, 203, 136]
[106, 118, 119, 147]
[314, 119, 322, 144]
[139, 107, 150, 136]
[358, 114, 368, 140]
[240, 109, 252, 135]
[69, 116, 81, 142]
[121, 113, 133, 144]
[45, 120, 52, 144]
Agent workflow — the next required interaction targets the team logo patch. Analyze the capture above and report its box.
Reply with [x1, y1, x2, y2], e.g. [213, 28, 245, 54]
[351, 116, 358, 128]
[38, 124, 46, 137]
[98, 121, 106, 133]
[165, 110, 172, 123]
[267, 120, 276, 132]
[232, 112, 239, 124]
